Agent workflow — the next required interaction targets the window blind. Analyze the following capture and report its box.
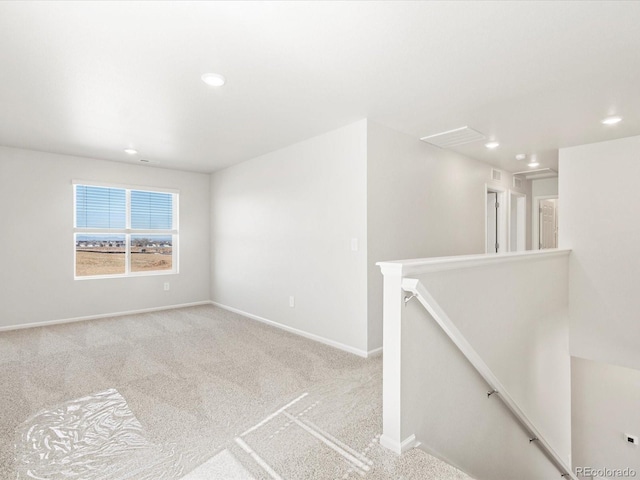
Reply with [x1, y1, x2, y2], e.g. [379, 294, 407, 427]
[130, 190, 173, 230]
[75, 185, 126, 229]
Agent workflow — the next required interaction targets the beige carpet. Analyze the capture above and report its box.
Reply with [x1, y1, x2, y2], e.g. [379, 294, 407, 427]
[0, 305, 471, 480]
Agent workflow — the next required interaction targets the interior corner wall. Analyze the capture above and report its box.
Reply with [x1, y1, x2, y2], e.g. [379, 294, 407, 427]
[209, 120, 369, 355]
[366, 121, 531, 350]
[559, 134, 640, 370]
[0, 146, 211, 328]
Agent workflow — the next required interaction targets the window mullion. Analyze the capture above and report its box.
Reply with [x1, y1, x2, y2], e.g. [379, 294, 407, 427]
[125, 189, 131, 274]
[126, 189, 131, 229]
[126, 233, 131, 275]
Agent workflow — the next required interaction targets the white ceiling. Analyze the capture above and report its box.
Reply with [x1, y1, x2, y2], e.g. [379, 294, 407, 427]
[1, 1, 639, 173]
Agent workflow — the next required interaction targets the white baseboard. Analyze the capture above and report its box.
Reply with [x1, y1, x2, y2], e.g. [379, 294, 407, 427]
[0, 301, 212, 332]
[379, 434, 418, 454]
[2, 300, 384, 360]
[367, 346, 383, 357]
[210, 301, 380, 358]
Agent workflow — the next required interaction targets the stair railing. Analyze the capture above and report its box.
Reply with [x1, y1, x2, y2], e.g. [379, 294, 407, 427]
[402, 277, 577, 480]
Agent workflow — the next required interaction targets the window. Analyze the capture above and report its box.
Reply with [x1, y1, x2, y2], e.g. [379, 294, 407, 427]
[74, 182, 178, 278]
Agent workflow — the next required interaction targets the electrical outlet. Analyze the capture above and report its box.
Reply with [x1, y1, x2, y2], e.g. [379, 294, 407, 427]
[626, 434, 638, 445]
[164, 282, 170, 291]
[289, 296, 295, 308]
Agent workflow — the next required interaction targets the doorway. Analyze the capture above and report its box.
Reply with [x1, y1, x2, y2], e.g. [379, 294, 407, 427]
[509, 192, 526, 252]
[539, 199, 558, 249]
[486, 186, 507, 254]
[533, 196, 559, 249]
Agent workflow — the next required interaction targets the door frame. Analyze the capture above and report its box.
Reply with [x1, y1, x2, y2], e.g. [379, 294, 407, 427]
[508, 190, 527, 252]
[533, 195, 558, 250]
[485, 184, 507, 254]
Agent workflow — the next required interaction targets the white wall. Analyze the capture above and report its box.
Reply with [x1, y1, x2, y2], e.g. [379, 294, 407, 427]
[209, 120, 369, 355]
[560, 135, 640, 370]
[0, 146, 211, 328]
[532, 177, 558, 198]
[572, 356, 640, 476]
[385, 252, 571, 479]
[560, 135, 640, 475]
[367, 121, 531, 350]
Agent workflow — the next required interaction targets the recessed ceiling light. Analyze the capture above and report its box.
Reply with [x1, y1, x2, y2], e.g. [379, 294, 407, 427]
[515, 154, 526, 161]
[201, 73, 226, 87]
[528, 161, 540, 167]
[485, 141, 500, 149]
[124, 148, 138, 155]
[601, 115, 622, 125]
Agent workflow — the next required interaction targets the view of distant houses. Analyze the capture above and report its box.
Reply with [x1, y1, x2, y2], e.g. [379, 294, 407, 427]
[76, 239, 172, 248]
[76, 240, 126, 248]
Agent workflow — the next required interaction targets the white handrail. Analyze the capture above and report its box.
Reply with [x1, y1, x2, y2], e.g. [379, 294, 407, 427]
[402, 277, 578, 480]
[378, 248, 571, 276]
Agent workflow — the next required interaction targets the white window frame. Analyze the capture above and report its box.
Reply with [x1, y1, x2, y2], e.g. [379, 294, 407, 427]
[73, 180, 179, 280]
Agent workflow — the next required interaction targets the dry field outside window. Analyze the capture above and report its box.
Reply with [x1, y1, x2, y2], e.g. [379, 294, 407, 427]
[76, 247, 172, 276]
[131, 245, 172, 272]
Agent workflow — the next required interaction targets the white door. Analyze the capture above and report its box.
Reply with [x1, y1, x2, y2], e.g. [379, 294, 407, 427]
[539, 199, 558, 249]
[487, 192, 498, 253]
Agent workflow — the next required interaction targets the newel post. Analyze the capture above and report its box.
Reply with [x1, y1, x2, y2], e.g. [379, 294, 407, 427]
[377, 262, 407, 454]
